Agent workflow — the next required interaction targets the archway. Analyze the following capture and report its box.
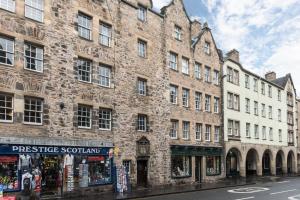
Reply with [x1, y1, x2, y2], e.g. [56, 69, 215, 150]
[246, 149, 259, 176]
[287, 150, 295, 174]
[262, 150, 272, 176]
[275, 150, 284, 175]
[226, 148, 242, 177]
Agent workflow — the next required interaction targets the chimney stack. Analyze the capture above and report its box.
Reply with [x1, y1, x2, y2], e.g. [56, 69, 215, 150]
[226, 49, 239, 63]
[265, 71, 277, 81]
[191, 19, 201, 39]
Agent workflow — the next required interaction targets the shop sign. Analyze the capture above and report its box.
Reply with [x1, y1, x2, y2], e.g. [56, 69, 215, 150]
[0, 144, 109, 155]
[171, 145, 222, 156]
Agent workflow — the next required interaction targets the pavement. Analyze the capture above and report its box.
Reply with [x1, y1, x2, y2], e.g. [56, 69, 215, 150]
[56, 176, 299, 200]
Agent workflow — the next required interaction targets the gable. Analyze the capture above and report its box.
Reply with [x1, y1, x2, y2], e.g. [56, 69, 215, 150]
[161, 0, 191, 23]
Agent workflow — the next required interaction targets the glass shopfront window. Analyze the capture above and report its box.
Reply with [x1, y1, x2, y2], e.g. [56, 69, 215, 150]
[171, 156, 191, 178]
[88, 156, 111, 185]
[0, 156, 19, 191]
[206, 156, 221, 176]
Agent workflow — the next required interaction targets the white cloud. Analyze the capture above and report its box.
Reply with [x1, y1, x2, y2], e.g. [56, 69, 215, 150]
[152, 0, 172, 10]
[201, 0, 300, 95]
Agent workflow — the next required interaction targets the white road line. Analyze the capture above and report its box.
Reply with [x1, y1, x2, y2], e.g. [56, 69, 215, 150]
[270, 189, 297, 195]
[277, 181, 290, 184]
[235, 197, 255, 200]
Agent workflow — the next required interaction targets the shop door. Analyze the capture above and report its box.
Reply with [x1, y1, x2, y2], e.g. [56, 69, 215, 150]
[137, 160, 148, 187]
[195, 156, 202, 183]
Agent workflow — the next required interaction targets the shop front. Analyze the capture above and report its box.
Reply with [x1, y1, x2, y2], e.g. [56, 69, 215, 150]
[170, 145, 223, 182]
[0, 143, 113, 197]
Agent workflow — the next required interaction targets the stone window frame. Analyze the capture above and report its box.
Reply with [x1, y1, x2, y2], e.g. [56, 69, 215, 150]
[168, 51, 178, 70]
[182, 121, 190, 140]
[262, 126, 267, 140]
[205, 94, 211, 112]
[98, 63, 111, 87]
[204, 66, 211, 83]
[245, 98, 250, 114]
[254, 124, 259, 139]
[99, 107, 111, 130]
[194, 62, 201, 79]
[137, 77, 147, 96]
[204, 41, 210, 55]
[0, 35, 14, 66]
[278, 109, 282, 122]
[182, 88, 189, 108]
[214, 97, 219, 113]
[137, 114, 148, 132]
[170, 119, 178, 139]
[99, 21, 112, 47]
[205, 124, 211, 141]
[261, 103, 266, 117]
[0, 92, 13, 123]
[24, 42, 44, 73]
[268, 105, 273, 119]
[181, 57, 189, 75]
[137, 4, 147, 22]
[227, 92, 239, 111]
[174, 25, 182, 41]
[253, 78, 258, 92]
[254, 101, 259, 116]
[170, 84, 178, 105]
[269, 127, 273, 141]
[77, 104, 92, 129]
[268, 85, 272, 98]
[214, 126, 220, 143]
[278, 129, 282, 142]
[23, 96, 43, 125]
[137, 39, 147, 58]
[78, 12, 92, 40]
[25, 0, 44, 23]
[77, 57, 92, 83]
[277, 89, 281, 101]
[261, 82, 265, 95]
[194, 91, 202, 111]
[245, 74, 250, 89]
[213, 70, 219, 85]
[195, 123, 202, 141]
[246, 122, 251, 138]
[0, 0, 15, 12]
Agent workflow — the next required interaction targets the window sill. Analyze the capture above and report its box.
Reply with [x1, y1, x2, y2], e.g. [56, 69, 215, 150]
[0, 63, 14, 67]
[137, 130, 148, 133]
[169, 67, 178, 72]
[24, 68, 44, 74]
[78, 80, 92, 84]
[0, 120, 13, 123]
[25, 16, 44, 24]
[79, 36, 93, 42]
[99, 42, 112, 48]
[23, 122, 43, 126]
[78, 126, 92, 130]
[98, 84, 111, 89]
[170, 137, 178, 140]
[99, 128, 111, 131]
[182, 72, 190, 76]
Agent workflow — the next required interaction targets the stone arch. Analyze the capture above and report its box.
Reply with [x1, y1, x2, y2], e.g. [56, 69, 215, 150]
[226, 147, 242, 177]
[262, 149, 273, 175]
[245, 148, 259, 176]
[287, 150, 296, 174]
[275, 150, 285, 175]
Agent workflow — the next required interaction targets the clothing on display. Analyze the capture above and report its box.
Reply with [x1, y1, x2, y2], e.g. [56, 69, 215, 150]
[21, 172, 33, 190]
[19, 155, 32, 171]
[64, 154, 74, 168]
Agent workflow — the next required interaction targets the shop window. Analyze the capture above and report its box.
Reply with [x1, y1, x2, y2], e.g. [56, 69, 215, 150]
[88, 156, 111, 185]
[171, 156, 191, 178]
[0, 156, 19, 191]
[206, 156, 221, 176]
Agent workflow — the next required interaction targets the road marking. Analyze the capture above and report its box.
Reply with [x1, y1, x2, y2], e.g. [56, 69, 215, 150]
[277, 181, 290, 184]
[289, 194, 300, 200]
[228, 187, 269, 194]
[270, 189, 297, 195]
[235, 197, 255, 200]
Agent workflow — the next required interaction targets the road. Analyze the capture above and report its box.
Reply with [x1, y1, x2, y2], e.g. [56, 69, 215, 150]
[135, 177, 300, 200]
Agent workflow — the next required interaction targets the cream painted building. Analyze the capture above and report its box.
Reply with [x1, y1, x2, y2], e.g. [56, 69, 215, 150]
[223, 50, 298, 177]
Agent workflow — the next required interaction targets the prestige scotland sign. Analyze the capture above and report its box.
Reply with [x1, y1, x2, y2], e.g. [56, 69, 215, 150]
[0, 144, 109, 155]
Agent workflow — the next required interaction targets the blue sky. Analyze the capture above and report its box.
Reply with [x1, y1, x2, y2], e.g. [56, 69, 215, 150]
[153, 0, 300, 94]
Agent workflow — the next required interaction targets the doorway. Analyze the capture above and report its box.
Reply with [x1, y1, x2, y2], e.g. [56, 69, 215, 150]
[195, 156, 202, 183]
[137, 160, 148, 187]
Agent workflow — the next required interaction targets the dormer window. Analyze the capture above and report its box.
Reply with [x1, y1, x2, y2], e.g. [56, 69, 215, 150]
[138, 5, 147, 22]
[174, 25, 182, 40]
[204, 42, 210, 54]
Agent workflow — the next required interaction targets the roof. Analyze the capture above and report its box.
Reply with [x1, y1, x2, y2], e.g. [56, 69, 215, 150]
[272, 76, 289, 88]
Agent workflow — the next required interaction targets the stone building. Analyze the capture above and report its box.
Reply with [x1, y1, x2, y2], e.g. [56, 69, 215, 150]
[0, 0, 226, 197]
[296, 99, 300, 173]
[223, 50, 298, 177]
[163, 0, 225, 183]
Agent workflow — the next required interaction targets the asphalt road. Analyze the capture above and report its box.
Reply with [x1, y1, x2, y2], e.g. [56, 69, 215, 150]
[136, 177, 300, 200]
